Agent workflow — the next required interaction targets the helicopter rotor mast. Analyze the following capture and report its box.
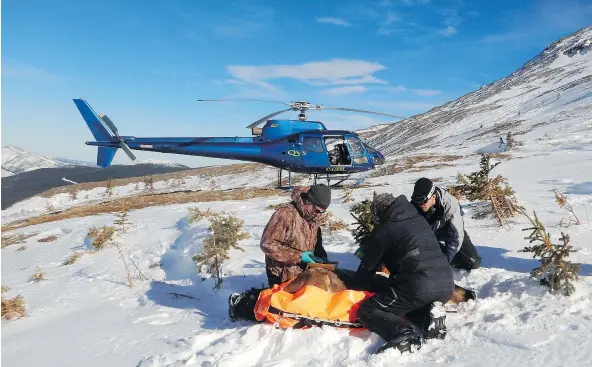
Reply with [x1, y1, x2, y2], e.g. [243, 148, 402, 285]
[196, 99, 406, 128]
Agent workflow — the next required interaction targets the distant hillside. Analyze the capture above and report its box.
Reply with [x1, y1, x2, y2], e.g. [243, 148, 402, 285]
[364, 26, 592, 155]
[1, 145, 70, 176]
[1, 163, 190, 209]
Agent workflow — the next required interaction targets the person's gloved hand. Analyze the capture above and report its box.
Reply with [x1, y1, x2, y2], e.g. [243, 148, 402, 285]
[354, 247, 364, 259]
[301, 251, 316, 263]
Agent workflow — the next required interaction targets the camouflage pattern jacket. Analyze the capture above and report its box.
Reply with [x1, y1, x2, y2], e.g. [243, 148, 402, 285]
[260, 186, 328, 286]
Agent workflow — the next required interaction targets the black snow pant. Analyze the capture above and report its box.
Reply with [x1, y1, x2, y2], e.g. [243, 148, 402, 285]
[450, 230, 481, 271]
[356, 282, 452, 342]
[230, 288, 265, 322]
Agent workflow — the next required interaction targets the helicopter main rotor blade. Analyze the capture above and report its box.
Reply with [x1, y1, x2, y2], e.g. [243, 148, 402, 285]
[197, 99, 291, 106]
[246, 108, 294, 129]
[321, 107, 406, 119]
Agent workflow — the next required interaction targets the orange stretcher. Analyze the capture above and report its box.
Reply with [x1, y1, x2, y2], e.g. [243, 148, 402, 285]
[253, 279, 375, 329]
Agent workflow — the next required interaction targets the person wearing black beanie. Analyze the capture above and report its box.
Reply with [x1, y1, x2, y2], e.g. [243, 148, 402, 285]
[259, 184, 332, 287]
[411, 178, 481, 271]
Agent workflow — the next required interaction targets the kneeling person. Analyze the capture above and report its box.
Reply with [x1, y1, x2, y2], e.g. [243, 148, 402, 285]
[354, 193, 454, 354]
[411, 177, 482, 271]
[260, 184, 331, 287]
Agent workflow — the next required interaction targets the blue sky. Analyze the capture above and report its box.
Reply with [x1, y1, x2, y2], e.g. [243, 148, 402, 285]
[2, 0, 591, 167]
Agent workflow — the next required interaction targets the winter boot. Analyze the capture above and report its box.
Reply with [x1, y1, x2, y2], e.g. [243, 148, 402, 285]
[228, 288, 263, 322]
[376, 329, 422, 354]
[424, 302, 447, 340]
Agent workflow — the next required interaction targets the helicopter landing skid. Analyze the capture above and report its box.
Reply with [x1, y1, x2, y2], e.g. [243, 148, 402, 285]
[314, 174, 364, 188]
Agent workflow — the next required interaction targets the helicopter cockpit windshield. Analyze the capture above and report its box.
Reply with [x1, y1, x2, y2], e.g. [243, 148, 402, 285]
[362, 142, 385, 166]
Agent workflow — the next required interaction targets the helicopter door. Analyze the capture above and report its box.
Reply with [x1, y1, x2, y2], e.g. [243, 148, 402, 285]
[299, 135, 330, 169]
[345, 135, 369, 166]
[325, 136, 351, 166]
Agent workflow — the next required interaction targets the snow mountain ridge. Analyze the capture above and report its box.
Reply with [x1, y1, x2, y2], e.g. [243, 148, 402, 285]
[1, 145, 188, 177]
[1, 145, 71, 176]
[364, 25, 592, 156]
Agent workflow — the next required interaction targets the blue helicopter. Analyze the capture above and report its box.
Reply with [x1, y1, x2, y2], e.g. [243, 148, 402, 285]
[73, 98, 402, 186]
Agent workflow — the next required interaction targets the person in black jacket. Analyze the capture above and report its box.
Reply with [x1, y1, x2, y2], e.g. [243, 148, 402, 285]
[354, 193, 454, 354]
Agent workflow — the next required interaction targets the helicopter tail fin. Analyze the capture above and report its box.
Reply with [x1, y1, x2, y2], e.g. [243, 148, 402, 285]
[73, 98, 118, 168]
[96, 147, 118, 168]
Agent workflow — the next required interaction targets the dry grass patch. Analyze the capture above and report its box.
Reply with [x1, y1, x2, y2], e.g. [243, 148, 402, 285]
[1, 233, 37, 249]
[1, 294, 26, 320]
[466, 120, 524, 141]
[39, 163, 267, 198]
[62, 252, 83, 266]
[3, 188, 285, 233]
[370, 154, 463, 178]
[87, 226, 116, 249]
[38, 235, 58, 243]
[320, 212, 348, 234]
[31, 266, 45, 282]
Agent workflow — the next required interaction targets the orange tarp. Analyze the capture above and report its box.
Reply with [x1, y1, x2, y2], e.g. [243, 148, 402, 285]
[254, 280, 375, 329]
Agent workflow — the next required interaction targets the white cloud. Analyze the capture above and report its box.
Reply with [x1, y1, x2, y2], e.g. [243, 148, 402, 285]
[440, 25, 457, 36]
[316, 17, 351, 27]
[227, 59, 387, 87]
[384, 11, 400, 25]
[382, 85, 440, 96]
[412, 89, 441, 96]
[367, 100, 436, 111]
[2, 65, 59, 80]
[385, 85, 407, 92]
[321, 86, 368, 95]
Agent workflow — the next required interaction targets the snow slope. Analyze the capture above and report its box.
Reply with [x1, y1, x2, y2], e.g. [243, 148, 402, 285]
[2, 27, 592, 367]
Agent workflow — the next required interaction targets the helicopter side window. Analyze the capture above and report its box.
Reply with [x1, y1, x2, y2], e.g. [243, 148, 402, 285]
[325, 136, 351, 166]
[302, 137, 324, 153]
[347, 137, 365, 155]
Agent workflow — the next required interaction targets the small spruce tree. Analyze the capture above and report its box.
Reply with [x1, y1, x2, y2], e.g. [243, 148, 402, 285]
[113, 205, 132, 232]
[553, 189, 580, 226]
[506, 132, 514, 150]
[67, 186, 78, 200]
[519, 209, 580, 296]
[349, 193, 377, 245]
[192, 213, 249, 288]
[342, 186, 354, 203]
[143, 176, 155, 191]
[455, 154, 518, 225]
[106, 177, 114, 197]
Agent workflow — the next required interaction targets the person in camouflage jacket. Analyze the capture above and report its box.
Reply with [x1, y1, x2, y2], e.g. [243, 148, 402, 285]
[260, 184, 331, 286]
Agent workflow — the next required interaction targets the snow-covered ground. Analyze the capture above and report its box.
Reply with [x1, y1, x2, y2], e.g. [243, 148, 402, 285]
[2, 140, 591, 366]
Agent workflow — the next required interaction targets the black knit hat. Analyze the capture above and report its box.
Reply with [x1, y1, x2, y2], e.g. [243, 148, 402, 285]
[411, 177, 435, 203]
[372, 193, 396, 217]
[305, 184, 332, 209]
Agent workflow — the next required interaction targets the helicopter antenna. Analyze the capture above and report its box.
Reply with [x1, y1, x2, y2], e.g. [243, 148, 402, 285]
[197, 99, 406, 128]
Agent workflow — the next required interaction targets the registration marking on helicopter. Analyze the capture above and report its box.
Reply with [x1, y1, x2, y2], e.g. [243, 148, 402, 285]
[326, 166, 346, 172]
[140, 144, 153, 148]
